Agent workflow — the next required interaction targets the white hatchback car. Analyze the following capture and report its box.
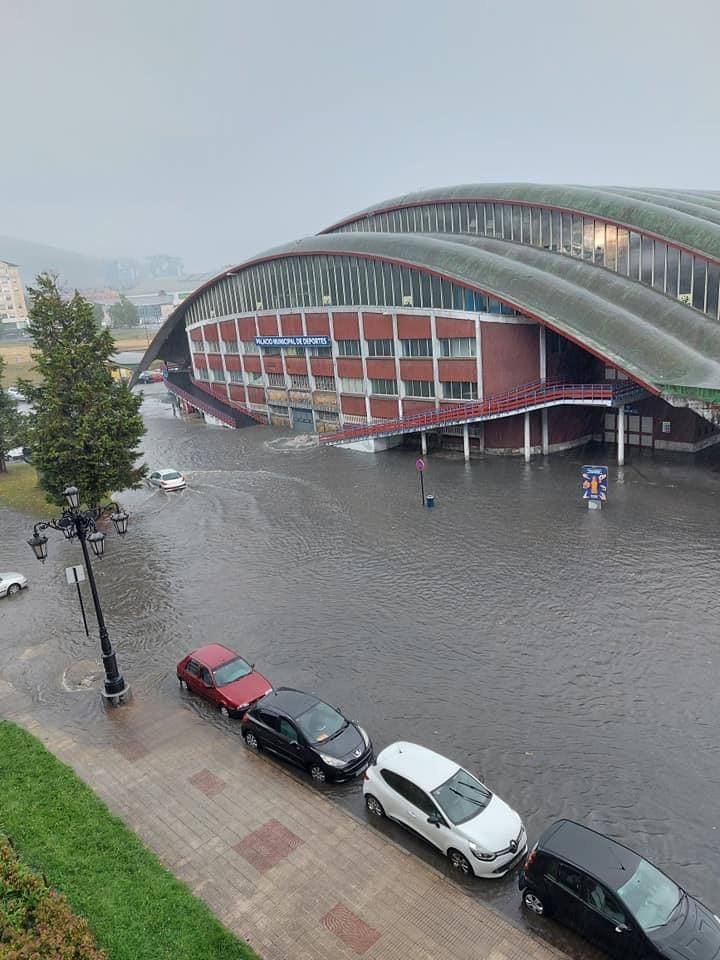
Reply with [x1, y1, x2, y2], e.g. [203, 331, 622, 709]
[148, 469, 186, 491]
[0, 572, 28, 598]
[363, 741, 526, 878]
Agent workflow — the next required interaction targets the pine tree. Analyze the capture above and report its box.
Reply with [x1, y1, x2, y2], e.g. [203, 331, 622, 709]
[18, 275, 146, 506]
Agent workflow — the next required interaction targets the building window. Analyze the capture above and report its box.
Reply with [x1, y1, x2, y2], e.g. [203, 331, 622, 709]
[261, 345, 282, 356]
[241, 340, 260, 354]
[204, 340, 221, 353]
[401, 338, 432, 357]
[308, 345, 332, 357]
[336, 339, 361, 356]
[366, 338, 395, 357]
[339, 377, 364, 393]
[221, 340, 239, 353]
[371, 378, 398, 395]
[314, 376, 336, 392]
[442, 381, 477, 400]
[211, 369, 226, 382]
[195, 367, 209, 380]
[247, 371, 263, 385]
[229, 370, 244, 383]
[440, 338, 476, 357]
[290, 374, 310, 390]
[403, 379, 435, 398]
[267, 372, 286, 387]
[317, 410, 340, 422]
[284, 345, 305, 356]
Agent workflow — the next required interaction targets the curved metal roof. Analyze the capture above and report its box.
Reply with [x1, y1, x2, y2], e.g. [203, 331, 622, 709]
[323, 183, 720, 261]
[137, 231, 720, 396]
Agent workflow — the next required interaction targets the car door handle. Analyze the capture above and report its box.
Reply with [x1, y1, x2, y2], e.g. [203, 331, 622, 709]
[407, 810, 417, 818]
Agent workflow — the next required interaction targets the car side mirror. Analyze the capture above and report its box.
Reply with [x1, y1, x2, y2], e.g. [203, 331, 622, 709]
[427, 812, 443, 827]
[614, 924, 630, 934]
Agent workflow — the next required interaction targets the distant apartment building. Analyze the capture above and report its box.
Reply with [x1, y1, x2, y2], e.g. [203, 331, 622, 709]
[0, 260, 29, 328]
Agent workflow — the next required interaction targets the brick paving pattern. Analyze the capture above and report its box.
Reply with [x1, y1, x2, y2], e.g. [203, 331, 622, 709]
[0, 678, 577, 960]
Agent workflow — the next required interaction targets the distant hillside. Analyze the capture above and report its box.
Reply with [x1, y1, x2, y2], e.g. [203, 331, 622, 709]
[0, 236, 114, 290]
[0, 236, 191, 293]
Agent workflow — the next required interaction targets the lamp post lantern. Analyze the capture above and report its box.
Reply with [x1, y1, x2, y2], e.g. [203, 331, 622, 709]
[27, 488, 131, 702]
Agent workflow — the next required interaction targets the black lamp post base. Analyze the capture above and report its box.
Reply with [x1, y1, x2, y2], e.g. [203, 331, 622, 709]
[100, 682, 131, 704]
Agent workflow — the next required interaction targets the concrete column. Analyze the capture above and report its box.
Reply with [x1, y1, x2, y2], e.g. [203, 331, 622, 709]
[463, 423, 470, 461]
[542, 408, 549, 455]
[421, 431, 428, 455]
[478, 422, 485, 453]
[430, 311, 441, 411]
[524, 411, 531, 463]
[617, 404, 625, 466]
[539, 325, 547, 382]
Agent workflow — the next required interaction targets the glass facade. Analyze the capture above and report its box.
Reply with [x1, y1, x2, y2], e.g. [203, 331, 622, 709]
[184, 254, 522, 329]
[335, 201, 720, 321]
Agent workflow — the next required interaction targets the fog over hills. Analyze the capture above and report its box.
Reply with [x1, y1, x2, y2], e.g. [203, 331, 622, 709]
[0, 236, 193, 293]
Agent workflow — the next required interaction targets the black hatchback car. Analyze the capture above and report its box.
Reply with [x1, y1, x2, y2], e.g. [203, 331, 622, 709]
[519, 820, 720, 959]
[240, 688, 373, 782]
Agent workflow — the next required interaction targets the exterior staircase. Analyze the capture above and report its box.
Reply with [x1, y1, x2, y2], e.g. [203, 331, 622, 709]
[321, 379, 646, 446]
[164, 370, 265, 428]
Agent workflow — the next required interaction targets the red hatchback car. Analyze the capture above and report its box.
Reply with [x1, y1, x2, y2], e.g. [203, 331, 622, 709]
[177, 644, 272, 718]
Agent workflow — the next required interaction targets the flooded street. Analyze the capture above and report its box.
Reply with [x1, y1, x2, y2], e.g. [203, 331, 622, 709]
[2, 383, 719, 959]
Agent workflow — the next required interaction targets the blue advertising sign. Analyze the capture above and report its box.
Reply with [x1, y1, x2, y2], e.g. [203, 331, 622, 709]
[582, 465, 608, 501]
[255, 336, 331, 348]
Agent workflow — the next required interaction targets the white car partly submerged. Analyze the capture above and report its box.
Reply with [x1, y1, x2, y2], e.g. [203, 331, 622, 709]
[0, 572, 28, 598]
[147, 469, 186, 491]
[363, 741, 526, 878]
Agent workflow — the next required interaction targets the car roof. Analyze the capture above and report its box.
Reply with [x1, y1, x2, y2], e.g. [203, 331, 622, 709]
[190, 643, 240, 668]
[539, 820, 642, 891]
[259, 687, 322, 718]
[0, 572, 23, 578]
[376, 741, 460, 792]
[158, 468, 181, 475]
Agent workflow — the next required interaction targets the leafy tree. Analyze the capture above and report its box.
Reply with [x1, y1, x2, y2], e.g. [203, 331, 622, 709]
[108, 294, 139, 328]
[0, 356, 26, 473]
[18, 274, 146, 506]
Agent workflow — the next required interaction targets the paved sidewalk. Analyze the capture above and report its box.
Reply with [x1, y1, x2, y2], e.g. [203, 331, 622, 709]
[0, 681, 570, 960]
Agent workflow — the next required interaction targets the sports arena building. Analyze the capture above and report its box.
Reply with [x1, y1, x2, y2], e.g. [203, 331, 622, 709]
[137, 184, 720, 462]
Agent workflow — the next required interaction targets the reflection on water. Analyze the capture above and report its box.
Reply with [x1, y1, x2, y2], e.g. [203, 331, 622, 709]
[2, 384, 719, 959]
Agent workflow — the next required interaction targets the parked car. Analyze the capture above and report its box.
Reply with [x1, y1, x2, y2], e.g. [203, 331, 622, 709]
[138, 369, 164, 383]
[519, 819, 720, 959]
[363, 741, 526, 879]
[4, 446, 25, 462]
[177, 644, 272, 717]
[148, 469, 186, 490]
[0, 572, 28, 598]
[241, 688, 373, 782]
[6, 387, 22, 399]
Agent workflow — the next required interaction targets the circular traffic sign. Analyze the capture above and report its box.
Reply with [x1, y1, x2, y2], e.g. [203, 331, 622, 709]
[416, 458, 425, 472]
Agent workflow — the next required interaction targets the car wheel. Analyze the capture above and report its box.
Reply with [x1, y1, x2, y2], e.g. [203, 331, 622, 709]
[244, 731, 260, 750]
[365, 794, 385, 818]
[523, 891, 548, 916]
[448, 849, 473, 876]
[7, 583, 21, 596]
[309, 763, 327, 782]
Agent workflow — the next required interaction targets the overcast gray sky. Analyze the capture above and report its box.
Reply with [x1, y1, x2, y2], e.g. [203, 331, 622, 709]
[3, 0, 719, 271]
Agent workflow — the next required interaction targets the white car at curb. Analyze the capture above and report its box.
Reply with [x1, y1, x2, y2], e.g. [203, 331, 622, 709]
[363, 741, 526, 878]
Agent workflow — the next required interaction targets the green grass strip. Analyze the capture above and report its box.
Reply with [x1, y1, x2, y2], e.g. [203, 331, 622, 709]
[0, 721, 260, 960]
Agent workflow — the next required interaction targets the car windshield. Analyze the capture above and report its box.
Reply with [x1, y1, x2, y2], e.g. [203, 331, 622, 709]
[431, 769, 492, 824]
[295, 701, 347, 743]
[617, 859, 683, 932]
[213, 657, 252, 686]
[162, 471, 182, 480]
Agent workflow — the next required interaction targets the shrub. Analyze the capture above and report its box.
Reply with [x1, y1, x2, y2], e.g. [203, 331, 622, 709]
[0, 838, 106, 959]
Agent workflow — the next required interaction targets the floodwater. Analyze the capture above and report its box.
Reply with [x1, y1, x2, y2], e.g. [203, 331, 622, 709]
[2, 383, 719, 959]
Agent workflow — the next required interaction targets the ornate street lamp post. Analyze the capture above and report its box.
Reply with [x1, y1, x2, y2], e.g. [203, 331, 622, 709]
[28, 485, 130, 702]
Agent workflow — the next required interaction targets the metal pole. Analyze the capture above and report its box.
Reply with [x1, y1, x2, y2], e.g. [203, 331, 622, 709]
[419, 470, 425, 505]
[74, 569, 89, 637]
[77, 523, 126, 697]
